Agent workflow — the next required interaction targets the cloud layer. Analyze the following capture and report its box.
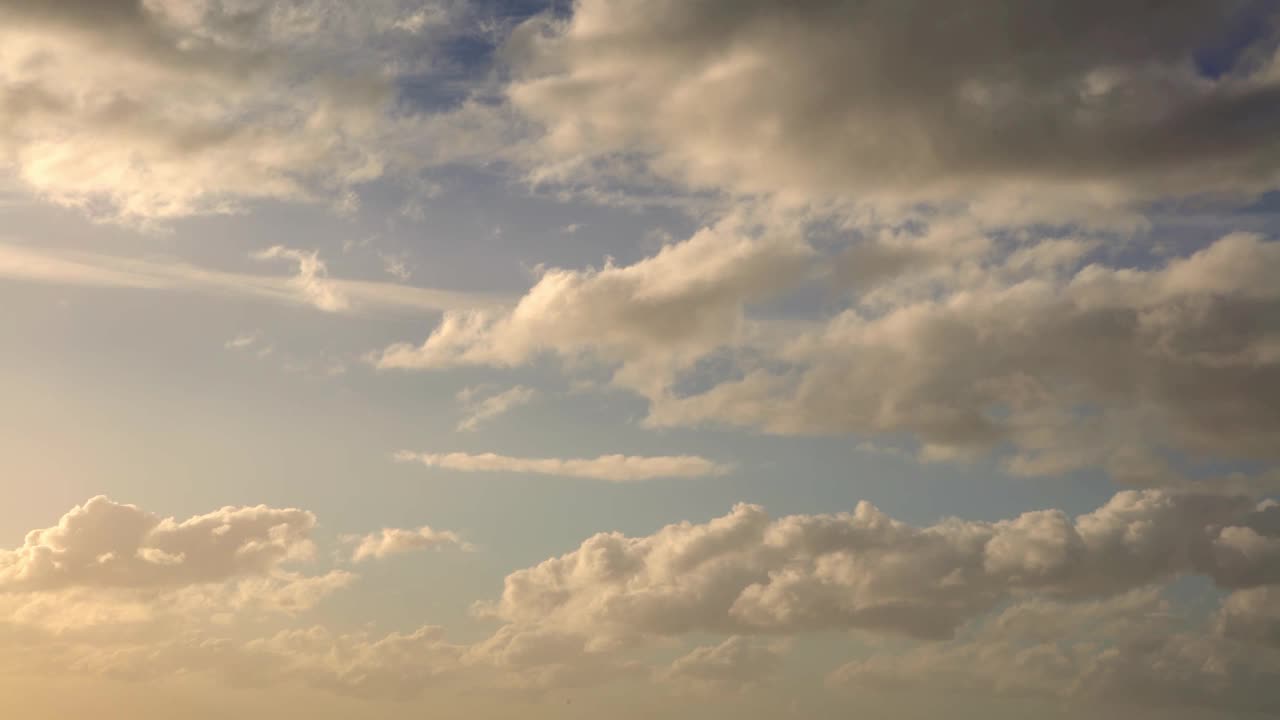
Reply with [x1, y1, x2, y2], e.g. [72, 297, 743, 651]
[509, 0, 1280, 213]
[394, 450, 731, 483]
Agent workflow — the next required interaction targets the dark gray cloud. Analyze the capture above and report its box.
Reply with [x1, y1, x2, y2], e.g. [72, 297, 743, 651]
[508, 0, 1280, 211]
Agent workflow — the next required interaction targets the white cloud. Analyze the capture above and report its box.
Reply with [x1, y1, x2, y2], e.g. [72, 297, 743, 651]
[484, 489, 1280, 642]
[0, 0, 409, 222]
[394, 450, 731, 482]
[645, 231, 1280, 477]
[456, 385, 536, 431]
[252, 246, 349, 313]
[0, 496, 352, 644]
[5, 491, 1280, 711]
[347, 526, 473, 562]
[376, 215, 813, 396]
[0, 496, 318, 591]
[372, 212, 1280, 483]
[0, 241, 505, 314]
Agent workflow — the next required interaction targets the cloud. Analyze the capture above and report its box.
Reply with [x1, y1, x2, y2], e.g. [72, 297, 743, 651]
[6, 492, 1280, 711]
[347, 527, 473, 562]
[224, 331, 261, 351]
[252, 246, 349, 312]
[827, 589, 1280, 715]
[394, 450, 731, 483]
[1217, 585, 1280, 648]
[507, 0, 1280, 217]
[646, 231, 1280, 477]
[376, 214, 813, 395]
[379, 251, 413, 282]
[371, 208, 1280, 483]
[0, 241, 505, 314]
[0, 496, 352, 644]
[0, 496, 318, 592]
[456, 385, 536, 431]
[0, 0, 415, 222]
[484, 489, 1280, 643]
[659, 636, 785, 696]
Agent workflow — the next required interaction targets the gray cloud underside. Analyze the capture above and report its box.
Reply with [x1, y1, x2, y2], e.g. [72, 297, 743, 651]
[509, 0, 1280, 211]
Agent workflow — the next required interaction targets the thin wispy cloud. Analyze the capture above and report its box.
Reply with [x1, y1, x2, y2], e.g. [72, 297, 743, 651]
[393, 450, 732, 482]
[0, 242, 507, 314]
[456, 385, 536, 431]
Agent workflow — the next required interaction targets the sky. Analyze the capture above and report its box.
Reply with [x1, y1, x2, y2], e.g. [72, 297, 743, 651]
[2, 1, 1280, 718]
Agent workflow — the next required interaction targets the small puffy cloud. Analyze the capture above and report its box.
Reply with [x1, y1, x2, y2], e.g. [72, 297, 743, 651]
[456, 385, 536, 431]
[394, 450, 731, 483]
[347, 526, 473, 562]
[380, 251, 413, 282]
[253, 246, 349, 313]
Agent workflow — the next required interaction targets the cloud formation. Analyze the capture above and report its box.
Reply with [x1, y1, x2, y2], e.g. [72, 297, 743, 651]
[456, 385, 536, 432]
[377, 215, 812, 395]
[0, 496, 317, 591]
[348, 526, 473, 562]
[394, 450, 731, 483]
[508, 0, 1280, 214]
[0, 0, 412, 221]
[0, 241, 504, 314]
[660, 636, 785, 696]
[650, 231, 1280, 475]
[374, 211, 1280, 483]
[253, 246, 350, 312]
[486, 489, 1280, 642]
[828, 588, 1280, 715]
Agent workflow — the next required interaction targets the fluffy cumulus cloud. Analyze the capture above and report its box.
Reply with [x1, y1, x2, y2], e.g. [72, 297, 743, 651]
[485, 489, 1280, 642]
[508, 0, 1280, 213]
[394, 450, 731, 483]
[377, 215, 813, 395]
[347, 526, 473, 562]
[7, 491, 1280, 712]
[0, 495, 318, 591]
[0, 496, 351, 639]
